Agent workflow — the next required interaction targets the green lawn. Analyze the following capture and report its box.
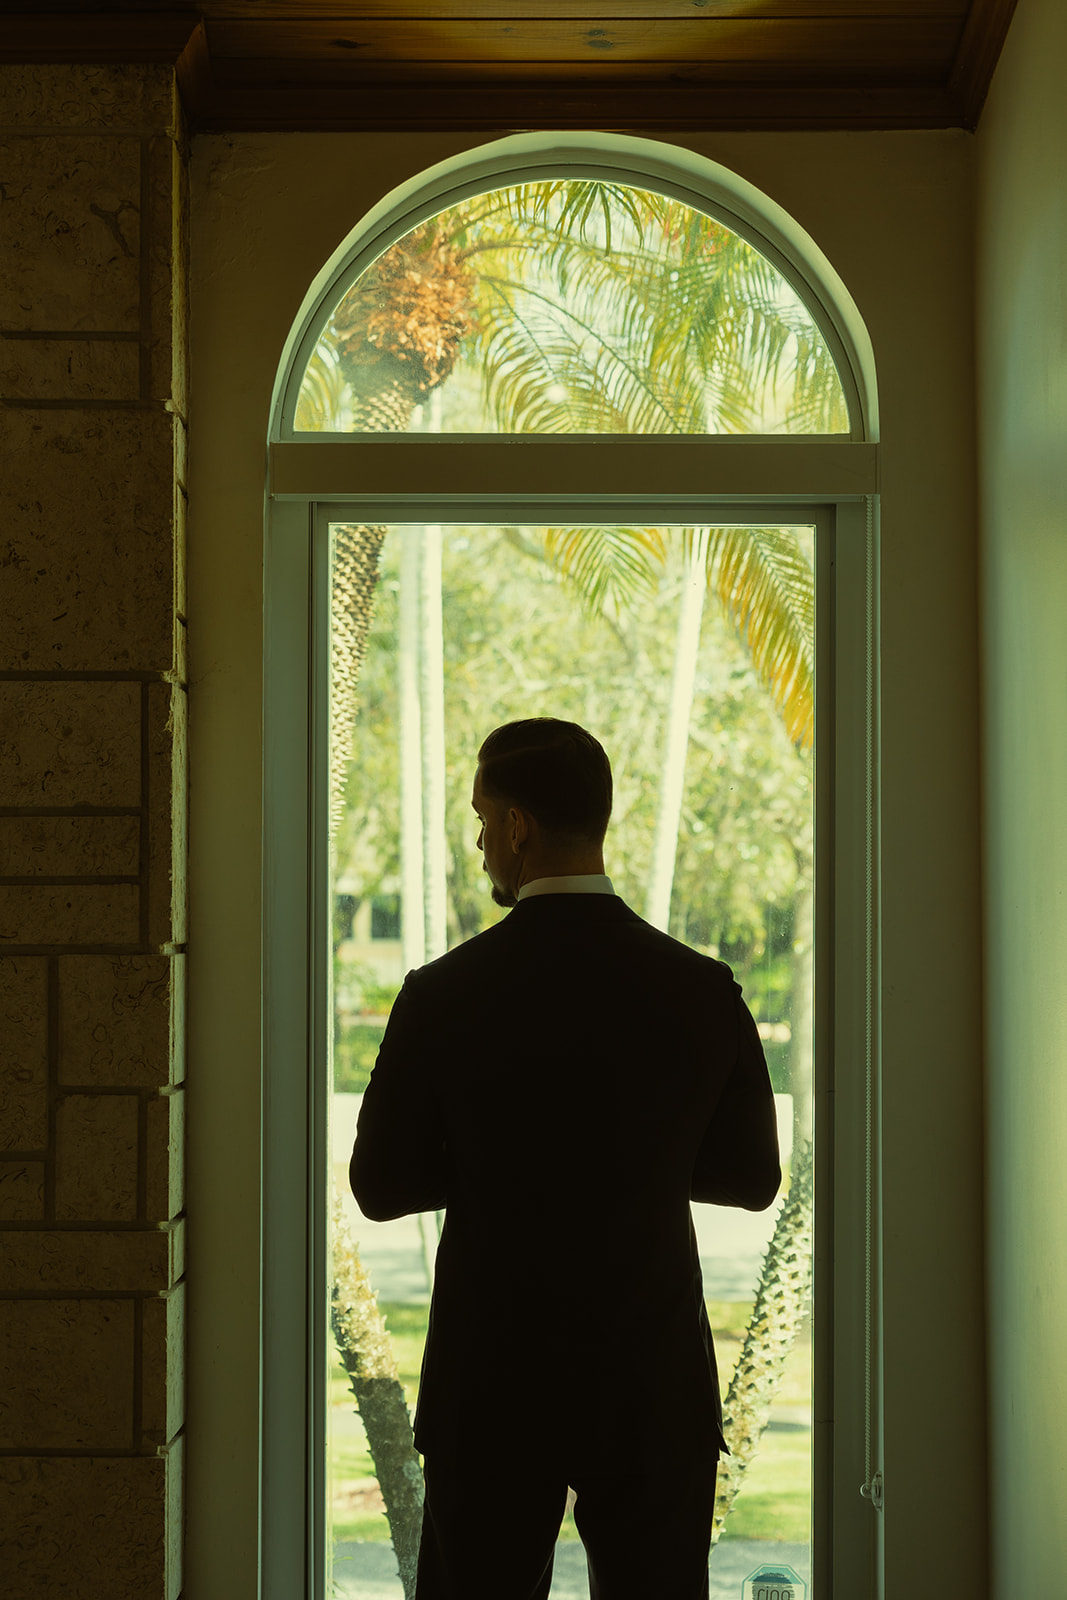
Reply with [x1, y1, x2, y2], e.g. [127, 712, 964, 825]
[721, 1426, 811, 1542]
[329, 1299, 811, 1547]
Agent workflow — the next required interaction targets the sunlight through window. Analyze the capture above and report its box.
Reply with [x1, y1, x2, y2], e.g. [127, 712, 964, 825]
[327, 522, 814, 1600]
[295, 181, 849, 438]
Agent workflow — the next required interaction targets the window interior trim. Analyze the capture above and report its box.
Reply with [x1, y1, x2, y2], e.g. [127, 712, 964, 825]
[262, 491, 882, 1600]
[269, 438, 878, 507]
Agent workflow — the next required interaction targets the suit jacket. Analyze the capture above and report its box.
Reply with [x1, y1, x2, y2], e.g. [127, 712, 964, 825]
[350, 892, 781, 1463]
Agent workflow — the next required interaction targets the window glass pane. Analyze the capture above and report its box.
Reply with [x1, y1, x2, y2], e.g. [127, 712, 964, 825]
[297, 182, 849, 436]
[327, 521, 814, 1598]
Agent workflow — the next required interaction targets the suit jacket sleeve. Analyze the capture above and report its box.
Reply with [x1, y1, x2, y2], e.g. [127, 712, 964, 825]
[349, 972, 447, 1222]
[690, 985, 782, 1211]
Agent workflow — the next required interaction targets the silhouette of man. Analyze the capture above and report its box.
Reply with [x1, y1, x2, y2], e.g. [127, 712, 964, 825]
[351, 718, 781, 1600]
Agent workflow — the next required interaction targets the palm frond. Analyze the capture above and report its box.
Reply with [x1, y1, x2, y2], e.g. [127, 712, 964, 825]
[452, 185, 848, 438]
[706, 528, 815, 747]
[540, 526, 668, 617]
[496, 180, 674, 253]
[311, 183, 825, 758]
[295, 343, 351, 431]
[474, 274, 705, 435]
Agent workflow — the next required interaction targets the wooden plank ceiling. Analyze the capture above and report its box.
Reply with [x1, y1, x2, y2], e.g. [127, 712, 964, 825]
[0, 1, 1018, 131]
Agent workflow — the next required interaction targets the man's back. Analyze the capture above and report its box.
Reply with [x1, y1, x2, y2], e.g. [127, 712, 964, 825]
[351, 892, 780, 1459]
[354, 719, 783, 1597]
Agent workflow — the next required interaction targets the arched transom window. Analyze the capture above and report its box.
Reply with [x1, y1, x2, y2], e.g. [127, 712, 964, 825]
[291, 180, 851, 439]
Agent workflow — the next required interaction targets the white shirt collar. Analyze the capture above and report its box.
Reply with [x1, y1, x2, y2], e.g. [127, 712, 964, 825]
[517, 874, 615, 901]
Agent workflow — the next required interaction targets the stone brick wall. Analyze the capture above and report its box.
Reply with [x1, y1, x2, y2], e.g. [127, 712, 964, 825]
[1, 65, 187, 1599]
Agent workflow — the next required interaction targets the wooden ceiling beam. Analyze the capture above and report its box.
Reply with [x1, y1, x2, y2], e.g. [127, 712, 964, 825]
[0, 13, 198, 61]
[0, 2, 1019, 131]
[210, 59, 954, 89]
[205, 17, 964, 69]
[183, 78, 962, 132]
[948, 0, 1019, 126]
[0, 0, 971, 16]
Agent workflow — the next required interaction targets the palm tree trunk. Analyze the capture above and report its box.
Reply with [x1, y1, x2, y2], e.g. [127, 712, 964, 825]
[645, 532, 707, 932]
[399, 524, 427, 973]
[331, 523, 387, 836]
[349, 376, 420, 435]
[711, 1140, 814, 1545]
[334, 373, 424, 837]
[331, 1192, 424, 1598]
[418, 520, 448, 963]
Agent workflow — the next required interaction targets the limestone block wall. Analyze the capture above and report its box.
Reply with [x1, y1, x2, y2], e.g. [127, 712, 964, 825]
[0, 65, 187, 1599]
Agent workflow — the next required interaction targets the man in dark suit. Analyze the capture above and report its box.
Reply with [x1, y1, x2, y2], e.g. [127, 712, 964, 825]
[351, 718, 781, 1600]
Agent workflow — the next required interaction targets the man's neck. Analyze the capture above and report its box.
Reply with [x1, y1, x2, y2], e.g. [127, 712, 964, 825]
[517, 873, 615, 902]
[515, 855, 605, 894]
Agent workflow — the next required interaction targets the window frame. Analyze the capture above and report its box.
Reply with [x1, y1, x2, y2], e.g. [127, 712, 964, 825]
[270, 143, 873, 448]
[263, 483, 880, 1600]
[262, 132, 882, 1600]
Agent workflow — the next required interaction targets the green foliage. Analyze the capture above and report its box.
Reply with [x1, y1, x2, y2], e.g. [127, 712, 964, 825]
[301, 179, 850, 443]
[540, 523, 815, 748]
[709, 528, 815, 749]
[333, 1026, 387, 1094]
[445, 181, 848, 438]
[334, 525, 813, 1077]
[541, 524, 667, 618]
[295, 342, 350, 432]
[360, 978, 400, 1016]
[305, 180, 828, 752]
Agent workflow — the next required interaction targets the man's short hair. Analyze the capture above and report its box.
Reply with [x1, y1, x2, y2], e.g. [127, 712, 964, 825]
[477, 719, 612, 844]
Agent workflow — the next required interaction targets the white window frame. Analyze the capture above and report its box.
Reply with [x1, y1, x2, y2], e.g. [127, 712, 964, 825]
[261, 134, 882, 1600]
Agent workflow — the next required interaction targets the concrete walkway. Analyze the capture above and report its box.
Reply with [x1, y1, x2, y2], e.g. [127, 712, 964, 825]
[332, 1536, 811, 1598]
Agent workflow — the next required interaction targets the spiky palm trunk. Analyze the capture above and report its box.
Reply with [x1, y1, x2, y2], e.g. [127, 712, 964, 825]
[328, 268, 470, 829]
[331, 1192, 424, 1597]
[331, 523, 387, 833]
[712, 1141, 815, 1545]
[329, 384, 432, 832]
[327, 257, 469, 1583]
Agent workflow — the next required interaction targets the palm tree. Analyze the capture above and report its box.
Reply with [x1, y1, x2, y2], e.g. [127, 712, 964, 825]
[645, 530, 708, 932]
[317, 182, 827, 1577]
[302, 216, 475, 831]
[303, 182, 837, 823]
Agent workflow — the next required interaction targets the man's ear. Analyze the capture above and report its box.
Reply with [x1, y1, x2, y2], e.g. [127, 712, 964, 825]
[508, 805, 530, 853]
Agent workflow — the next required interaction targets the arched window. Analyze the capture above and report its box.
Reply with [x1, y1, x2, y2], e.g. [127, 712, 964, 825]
[289, 179, 850, 438]
[264, 134, 879, 1600]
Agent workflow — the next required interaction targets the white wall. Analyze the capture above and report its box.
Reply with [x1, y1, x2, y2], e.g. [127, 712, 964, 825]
[977, 1, 1067, 1593]
[188, 128, 986, 1597]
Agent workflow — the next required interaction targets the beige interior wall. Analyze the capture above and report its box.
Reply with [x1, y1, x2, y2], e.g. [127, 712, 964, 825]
[0, 64, 187, 1600]
[682, 136, 986, 1598]
[190, 126, 986, 1597]
[976, 1, 1067, 1594]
